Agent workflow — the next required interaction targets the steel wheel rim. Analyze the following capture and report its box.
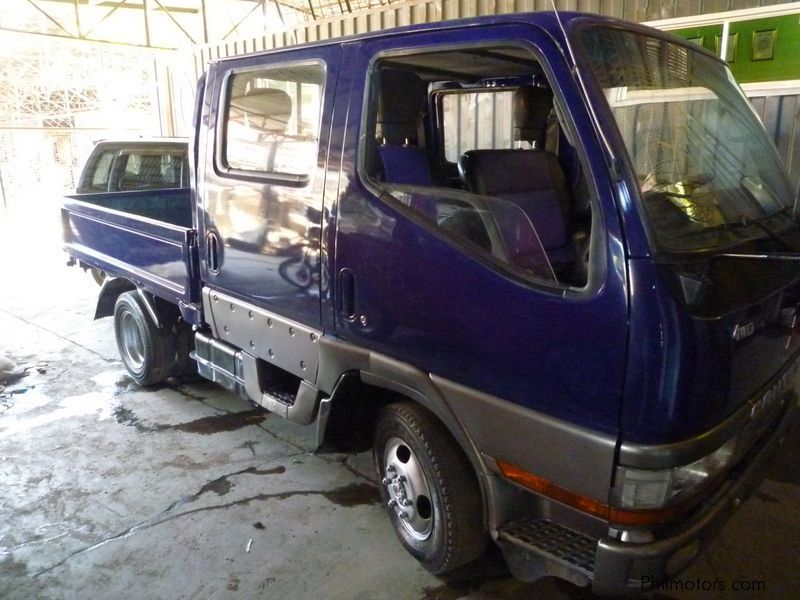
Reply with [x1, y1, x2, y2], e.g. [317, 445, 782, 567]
[119, 311, 145, 372]
[382, 436, 434, 541]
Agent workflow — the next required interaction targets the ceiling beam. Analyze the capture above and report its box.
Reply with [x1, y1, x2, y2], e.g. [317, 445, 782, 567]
[0, 24, 175, 49]
[151, 0, 197, 43]
[37, 0, 199, 14]
[24, 0, 76, 37]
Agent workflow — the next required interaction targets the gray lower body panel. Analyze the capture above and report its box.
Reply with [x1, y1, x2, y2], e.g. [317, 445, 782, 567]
[202, 287, 322, 383]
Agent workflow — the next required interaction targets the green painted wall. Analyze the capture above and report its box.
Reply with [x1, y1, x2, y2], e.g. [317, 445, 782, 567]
[673, 14, 800, 83]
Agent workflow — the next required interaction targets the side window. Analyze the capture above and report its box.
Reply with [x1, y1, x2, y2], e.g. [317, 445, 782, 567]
[362, 47, 594, 289]
[222, 63, 324, 180]
[87, 150, 115, 192]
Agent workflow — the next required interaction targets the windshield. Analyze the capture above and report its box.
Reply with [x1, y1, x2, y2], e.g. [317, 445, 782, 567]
[575, 26, 795, 253]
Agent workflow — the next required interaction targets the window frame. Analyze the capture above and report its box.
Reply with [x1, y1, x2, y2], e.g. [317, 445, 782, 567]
[215, 59, 327, 187]
[357, 41, 606, 295]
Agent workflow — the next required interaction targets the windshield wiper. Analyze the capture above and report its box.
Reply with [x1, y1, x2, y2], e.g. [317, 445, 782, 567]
[717, 251, 800, 261]
[662, 240, 800, 307]
[665, 206, 794, 247]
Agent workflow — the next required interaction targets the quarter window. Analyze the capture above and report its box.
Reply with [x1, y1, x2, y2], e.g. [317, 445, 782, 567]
[88, 151, 114, 191]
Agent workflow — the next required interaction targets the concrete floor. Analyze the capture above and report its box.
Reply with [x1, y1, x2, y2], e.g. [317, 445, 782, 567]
[2, 209, 800, 599]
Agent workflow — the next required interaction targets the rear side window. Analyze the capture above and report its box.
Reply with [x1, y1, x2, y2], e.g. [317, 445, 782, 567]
[222, 62, 324, 180]
[86, 150, 115, 192]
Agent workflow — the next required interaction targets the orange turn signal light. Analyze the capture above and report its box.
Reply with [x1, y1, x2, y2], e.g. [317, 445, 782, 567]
[496, 459, 681, 526]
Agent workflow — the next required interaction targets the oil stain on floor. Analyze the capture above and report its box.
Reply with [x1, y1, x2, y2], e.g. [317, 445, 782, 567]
[321, 482, 379, 508]
[112, 405, 266, 435]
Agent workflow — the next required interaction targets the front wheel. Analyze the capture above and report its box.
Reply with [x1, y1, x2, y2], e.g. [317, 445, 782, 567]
[113, 291, 175, 386]
[374, 402, 486, 574]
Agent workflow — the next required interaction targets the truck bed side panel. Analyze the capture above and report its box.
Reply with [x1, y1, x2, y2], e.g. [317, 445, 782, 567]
[62, 189, 199, 309]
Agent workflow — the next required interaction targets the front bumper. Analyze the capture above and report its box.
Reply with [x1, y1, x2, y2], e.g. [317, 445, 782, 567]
[591, 396, 796, 595]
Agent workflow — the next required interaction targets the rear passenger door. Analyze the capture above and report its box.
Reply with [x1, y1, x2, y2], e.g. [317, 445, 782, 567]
[198, 47, 340, 327]
[331, 26, 630, 438]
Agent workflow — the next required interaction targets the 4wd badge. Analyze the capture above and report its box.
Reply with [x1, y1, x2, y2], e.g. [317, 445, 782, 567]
[732, 322, 755, 342]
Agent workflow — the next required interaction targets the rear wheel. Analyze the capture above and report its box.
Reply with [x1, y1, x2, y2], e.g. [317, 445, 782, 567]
[114, 291, 174, 385]
[374, 402, 486, 574]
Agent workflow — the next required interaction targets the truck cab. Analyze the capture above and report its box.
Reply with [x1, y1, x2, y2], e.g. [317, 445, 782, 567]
[77, 138, 189, 193]
[62, 12, 799, 594]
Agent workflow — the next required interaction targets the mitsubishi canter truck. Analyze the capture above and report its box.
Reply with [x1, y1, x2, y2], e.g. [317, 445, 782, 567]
[62, 11, 800, 594]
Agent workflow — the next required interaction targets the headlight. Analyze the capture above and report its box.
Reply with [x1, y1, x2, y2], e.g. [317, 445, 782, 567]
[613, 436, 738, 510]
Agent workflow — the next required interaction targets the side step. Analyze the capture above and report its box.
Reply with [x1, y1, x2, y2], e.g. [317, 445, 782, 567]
[497, 518, 597, 583]
[192, 332, 320, 425]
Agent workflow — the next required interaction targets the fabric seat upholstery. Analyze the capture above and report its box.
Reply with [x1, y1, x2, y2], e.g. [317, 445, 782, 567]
[458, 85, 576, 269]
[374, 69, 438, 220]
[458, 149, 574, 265]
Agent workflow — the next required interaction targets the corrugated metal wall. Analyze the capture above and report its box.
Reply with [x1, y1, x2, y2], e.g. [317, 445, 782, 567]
[176, 0, 800, 187]
[190, 0, 798, 78]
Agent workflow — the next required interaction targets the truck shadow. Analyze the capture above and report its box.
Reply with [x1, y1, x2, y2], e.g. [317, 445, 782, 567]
[423, 545, 592, 599]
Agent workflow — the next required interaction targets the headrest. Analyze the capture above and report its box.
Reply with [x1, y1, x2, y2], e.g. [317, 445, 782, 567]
[377, 68, 428, 145]
[513, 86, 553, 146]
[230, 88, 292, 134]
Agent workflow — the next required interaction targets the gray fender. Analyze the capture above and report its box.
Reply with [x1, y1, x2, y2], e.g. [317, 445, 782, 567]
[317, 336, 491, 518]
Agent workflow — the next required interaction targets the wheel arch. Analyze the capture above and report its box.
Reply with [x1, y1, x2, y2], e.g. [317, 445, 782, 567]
[95, 277, 137, 320]
[96, 278, 180, 328]
[316, 338, 491, 530]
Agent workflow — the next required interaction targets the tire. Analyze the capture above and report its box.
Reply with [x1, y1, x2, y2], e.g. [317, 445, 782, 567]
[374, 402, 486, 574]
[113, 291, 175, 386]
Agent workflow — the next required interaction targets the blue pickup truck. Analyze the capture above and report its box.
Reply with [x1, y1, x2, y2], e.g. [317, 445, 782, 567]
[62, 11, 800, 594]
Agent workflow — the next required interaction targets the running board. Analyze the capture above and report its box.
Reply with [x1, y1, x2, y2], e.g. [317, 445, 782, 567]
[193, 332, 320, 425]
[497, 518, 597, 586]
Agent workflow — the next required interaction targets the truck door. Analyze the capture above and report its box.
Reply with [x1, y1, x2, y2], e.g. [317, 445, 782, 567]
[198, 46, 340, 328]
[330, 26, 630, 441]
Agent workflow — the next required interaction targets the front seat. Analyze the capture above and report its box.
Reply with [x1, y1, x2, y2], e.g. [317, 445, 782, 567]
[458, 86, 576, 269]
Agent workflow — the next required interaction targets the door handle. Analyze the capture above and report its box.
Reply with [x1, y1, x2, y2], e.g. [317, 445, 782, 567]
[338, 268, 356, 321]
[206, 231, 220, 273]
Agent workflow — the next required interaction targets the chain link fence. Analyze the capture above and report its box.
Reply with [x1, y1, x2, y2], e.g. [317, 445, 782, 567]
[0, 128, 98, 218]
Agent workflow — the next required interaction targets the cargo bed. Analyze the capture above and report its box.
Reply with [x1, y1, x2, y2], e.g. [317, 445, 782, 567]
[61, 188, 200, 317]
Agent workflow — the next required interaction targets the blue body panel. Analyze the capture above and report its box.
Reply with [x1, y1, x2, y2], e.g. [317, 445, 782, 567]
[328, 24, 629, 437]
[62, 189, 200, 321]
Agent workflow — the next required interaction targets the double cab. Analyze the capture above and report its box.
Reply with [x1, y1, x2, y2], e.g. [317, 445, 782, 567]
[62, 11, 800, 594]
